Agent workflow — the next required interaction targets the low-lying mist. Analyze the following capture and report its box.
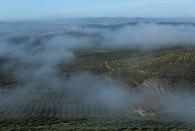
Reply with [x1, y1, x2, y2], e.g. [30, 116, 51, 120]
[0, 20, 195, 122]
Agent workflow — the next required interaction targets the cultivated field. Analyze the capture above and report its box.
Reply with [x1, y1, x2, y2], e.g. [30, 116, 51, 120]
[1, 46, 195, 130]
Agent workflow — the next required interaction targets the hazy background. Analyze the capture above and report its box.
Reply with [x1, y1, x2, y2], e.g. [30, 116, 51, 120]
[0, 0, 195, 21]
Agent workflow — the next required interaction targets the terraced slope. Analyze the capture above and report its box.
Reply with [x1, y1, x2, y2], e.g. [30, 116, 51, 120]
[1, 47, 195, 130]
[61, 47, 195, 92]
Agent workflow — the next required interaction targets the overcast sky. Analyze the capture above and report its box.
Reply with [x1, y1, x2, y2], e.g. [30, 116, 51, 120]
[0, 0, 195, 21]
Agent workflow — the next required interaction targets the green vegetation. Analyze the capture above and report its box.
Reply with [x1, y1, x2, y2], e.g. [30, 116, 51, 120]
[0, 58, 18, 90]
[1, 46, 195, 130]
[61, 47, 195, 91]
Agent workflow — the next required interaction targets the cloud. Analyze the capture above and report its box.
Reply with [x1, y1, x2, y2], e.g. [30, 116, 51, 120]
[0, 21, 195, 123]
